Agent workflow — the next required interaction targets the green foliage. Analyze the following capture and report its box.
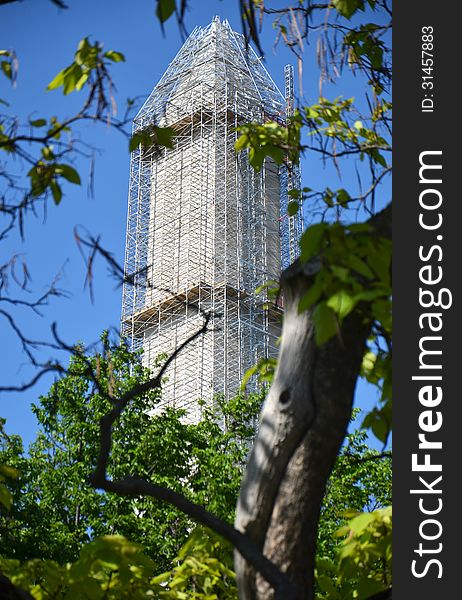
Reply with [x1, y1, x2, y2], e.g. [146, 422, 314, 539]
[0, 419, 19, 511]
[0, 340, 391, 596]
[297, 220, 392, 442]
[0, 391, 391, 598]
[0, 535, 156, 599]
[316, 507, 392, 600]
[0, 49, 17, 85]
[235, 96, 390, 179]
[1, 36, 127, 212]
[241, 356, 278, 390]
[298, 223, 391, 334]
[0, 335, 261, 569]
[0, 464, 18, 511]
[156, 0, 177, 24]
[0, 529, 235, 600]
[318, 424, 391, 559]
[129, 125, 176, 152]
[235, 113, 302, 171]
[47, 37, 125, 96]
[304, 97, 390, 167]
[332, 0, 365, 20]
[287, 200, 300, 216]
[315, 422, 392, 597]
[0, 501, 391, 600]
[152, 527, 237, 599]
[360, 350, 391, 443]
[27, 159, 81, 204]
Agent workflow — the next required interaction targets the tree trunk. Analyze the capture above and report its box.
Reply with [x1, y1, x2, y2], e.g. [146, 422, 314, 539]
[235, 205, 391, 599]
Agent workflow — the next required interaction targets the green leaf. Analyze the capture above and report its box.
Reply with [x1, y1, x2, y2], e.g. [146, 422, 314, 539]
[29, 118, 47, 128]
[316, 574, 342, 599]
[241, 357, 277, 389]
[345, 254, 374, 279]
[0, 465, 19, 479]
[74, 72, 89, 91]
[346, 223, 371, 233]
[154, 126, 175, 148]
[129, 127, 175, 152]
[0, 484, 12, 510]
[367, 240, 391, 285]
[76, 37, 92, 65]
[330, 265, 350, 283]
[41, 146, 55, 160]
[347, 511, 375, 534]
[362, 408, 390, 443]
[323, 188, 335, 207]
[47, 69, 66, 91]
[0, 61, 12, 80]
[336, 188, 351, 206]
[248, 147, 265, 171]
[333, 0, 364, 19]
[353, 288, 387, 304]
[370, 148, 387, 168]
[50, 180, 63, 205]
[313, 303, 338, 345]
[63, 64, 83, 95]
[288, 189, 300, 199]
[241, 364, 258, 390]
[104, 50, 126, 63]
[298, 276, 324, 313]
[361, 351, 377, 376]
[287, 201, 299, 217]
[55, 164, 81, 185]
[47, 63, 83, 95]
[255, 280, 279, 299]
[156, 0, 176, 23]
[28, 163, 53, 197]
[326, 290, 356, 320]
[300, 223, 327, 262]
[129, 132, 145, 152]
[234, 134, 248, 151]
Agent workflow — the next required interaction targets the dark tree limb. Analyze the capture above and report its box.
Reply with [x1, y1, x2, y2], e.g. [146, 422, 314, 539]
[366, 589, 392, 600]
[0, 574, 34, 600]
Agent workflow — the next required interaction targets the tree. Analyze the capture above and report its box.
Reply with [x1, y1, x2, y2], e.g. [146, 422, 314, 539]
[1, 1, 392, 599]
[0, 335, 262, 569]
[0, 341, 391, 598]
[0, 340, 390, 561]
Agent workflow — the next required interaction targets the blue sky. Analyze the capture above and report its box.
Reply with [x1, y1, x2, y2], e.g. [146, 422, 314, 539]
[1, 0, 390, 447]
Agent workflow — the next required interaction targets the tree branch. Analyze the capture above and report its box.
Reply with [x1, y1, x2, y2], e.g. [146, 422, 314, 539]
[87, 313, 297, 599]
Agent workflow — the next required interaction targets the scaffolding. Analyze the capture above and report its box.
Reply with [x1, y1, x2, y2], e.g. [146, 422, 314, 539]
[121, 17, 303, 419]
[280, 64, 304, 269]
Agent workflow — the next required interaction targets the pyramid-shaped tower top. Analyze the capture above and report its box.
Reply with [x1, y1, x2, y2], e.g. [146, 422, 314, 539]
[135, 16, 285, 129]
